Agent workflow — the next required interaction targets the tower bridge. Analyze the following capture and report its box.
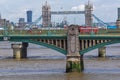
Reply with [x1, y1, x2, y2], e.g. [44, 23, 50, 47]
[42, 1, 93, 27]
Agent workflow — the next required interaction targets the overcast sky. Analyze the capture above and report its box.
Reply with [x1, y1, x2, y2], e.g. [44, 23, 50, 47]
[0, 0, 120, 24]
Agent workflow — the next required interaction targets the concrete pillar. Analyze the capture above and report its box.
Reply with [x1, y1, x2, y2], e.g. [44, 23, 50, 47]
[82, 40, 84, 50]
[89, 40, 92, 47]
[51, 39, 54, 44]
[85, 40, 88, 48]
[22, 42, 28, 58]
[59, 40, 62, 48]
[66, 56, 84, 72]
[63, 40, 66, 50]
[11, 43, 28, 59]
[98, 47, 106, 57]
[93, 40, 95, 45]
[66, 25, 84, 72]
[56, 39, 58, 46]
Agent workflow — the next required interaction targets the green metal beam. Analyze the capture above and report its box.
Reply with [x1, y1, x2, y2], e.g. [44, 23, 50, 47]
[80, 40, 120, 55]
[9, 35, 67, 40]
[79, 35, 120, 40]
[9, 39, 67, 55]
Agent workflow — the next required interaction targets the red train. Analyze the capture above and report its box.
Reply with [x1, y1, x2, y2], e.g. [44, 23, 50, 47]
[64, 25, 99, 34]
[79, 26, 99, 34]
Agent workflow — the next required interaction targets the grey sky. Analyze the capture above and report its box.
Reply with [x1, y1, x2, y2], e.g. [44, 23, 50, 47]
[0, 0, 120, 24]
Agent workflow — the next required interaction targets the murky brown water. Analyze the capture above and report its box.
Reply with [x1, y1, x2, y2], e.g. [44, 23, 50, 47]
[0, 42, 120, 80]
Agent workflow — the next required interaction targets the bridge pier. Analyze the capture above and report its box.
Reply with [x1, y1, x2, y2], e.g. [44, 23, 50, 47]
[66, 25, 83, 72]
[11, 43, 28, 59]
[66, 55, 84, 72]
[98, 47, 106, 57]
[22, 42, 28, 57]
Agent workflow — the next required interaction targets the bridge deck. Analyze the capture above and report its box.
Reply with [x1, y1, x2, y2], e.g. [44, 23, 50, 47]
[0, 34, 119, 41]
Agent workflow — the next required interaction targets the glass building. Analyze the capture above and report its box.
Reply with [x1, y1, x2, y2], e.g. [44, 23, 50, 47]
[27, 10, 32, 23]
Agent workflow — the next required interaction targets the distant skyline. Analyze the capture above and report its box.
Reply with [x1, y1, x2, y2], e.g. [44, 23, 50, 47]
[0, 0, 120, 24]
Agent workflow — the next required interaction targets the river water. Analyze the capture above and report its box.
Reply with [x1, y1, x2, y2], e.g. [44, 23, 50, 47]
[0, 41, 120, 80]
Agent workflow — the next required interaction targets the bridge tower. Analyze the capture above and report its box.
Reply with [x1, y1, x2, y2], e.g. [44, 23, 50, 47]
[66, 25, 84, 72]
[42, 1, 51, 27]
[85, 0, 93, 26]
[116, 8, 120, 28]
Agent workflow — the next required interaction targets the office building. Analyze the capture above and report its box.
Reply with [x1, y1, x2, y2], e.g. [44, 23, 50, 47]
[27, 10, 32, 23]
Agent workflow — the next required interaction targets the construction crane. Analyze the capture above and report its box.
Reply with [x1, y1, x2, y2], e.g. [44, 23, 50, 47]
[92, 14, 117, 29]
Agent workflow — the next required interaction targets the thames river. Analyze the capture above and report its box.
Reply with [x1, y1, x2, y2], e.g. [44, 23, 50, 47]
[0, 41, 120, 80]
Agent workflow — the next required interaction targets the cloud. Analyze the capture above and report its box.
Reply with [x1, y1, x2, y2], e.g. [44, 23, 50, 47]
[71, 4, 85, 11]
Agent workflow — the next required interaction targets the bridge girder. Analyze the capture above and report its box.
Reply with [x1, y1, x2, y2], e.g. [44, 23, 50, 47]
[51, 11, 85, 15]
[0, 34, 120, 55]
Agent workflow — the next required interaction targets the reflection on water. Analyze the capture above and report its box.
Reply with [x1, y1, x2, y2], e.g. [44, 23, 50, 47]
[0, 42, 120, 80]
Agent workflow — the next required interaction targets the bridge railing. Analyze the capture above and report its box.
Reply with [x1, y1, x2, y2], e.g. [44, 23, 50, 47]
[0, 29, 120, 36]
[97, 29, 120, 35]
[79, 29, 120, 36]
[0, 29, 67, 36]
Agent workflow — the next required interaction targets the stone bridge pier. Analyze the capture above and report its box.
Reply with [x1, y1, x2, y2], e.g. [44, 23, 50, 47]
[98, 47, 106, 57]
[66, 25, 84, 72]
[11, 42, 28, 59]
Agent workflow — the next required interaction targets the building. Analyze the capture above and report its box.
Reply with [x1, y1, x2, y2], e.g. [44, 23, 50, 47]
[0, 19, 6, 27]
[18, 18, 26, 28]
[0, 19, 12, 30]
[26, 10, 32, 23]
[85, 1, 93, 26]
[116, 8, 120, 28]
[118, 8, 120, 19]
[42, 1, 51, 27]
[0, 14, 14, 30]
[19, 18, 25, 23]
